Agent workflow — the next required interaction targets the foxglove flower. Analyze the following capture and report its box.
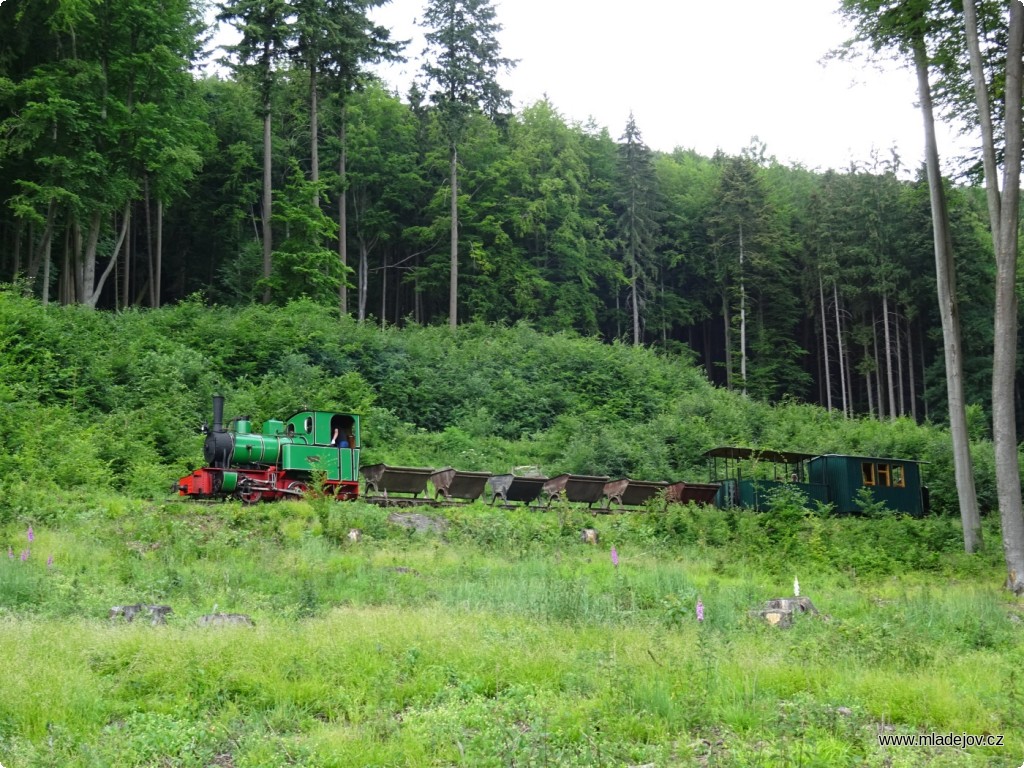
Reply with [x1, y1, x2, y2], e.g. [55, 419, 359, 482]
[610, 546, 619, 568]
[27, 525, 34, 543]
[696, 598, 704, 622]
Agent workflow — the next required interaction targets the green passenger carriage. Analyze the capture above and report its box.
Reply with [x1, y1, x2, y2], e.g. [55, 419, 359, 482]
[705, 447, 928, 516]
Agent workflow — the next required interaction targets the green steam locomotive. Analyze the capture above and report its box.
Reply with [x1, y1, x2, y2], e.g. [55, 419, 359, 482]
[174, 396, 361, 502]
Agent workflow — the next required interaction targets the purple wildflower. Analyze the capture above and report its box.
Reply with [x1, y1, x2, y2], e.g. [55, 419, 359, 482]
[20, 549, 29, 562]
[46, 553, 54, 568]
[27, 525, 34, 543]
[610, 546, 619, 568]
[7, 546, 12, 560]
[696, 598, 704, 623]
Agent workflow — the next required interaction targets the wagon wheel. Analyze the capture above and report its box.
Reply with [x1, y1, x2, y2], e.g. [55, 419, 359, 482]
[237, 488, 263, 505]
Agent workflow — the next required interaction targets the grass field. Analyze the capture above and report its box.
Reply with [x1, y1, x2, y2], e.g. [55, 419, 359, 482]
[0, 496, 1021, 767]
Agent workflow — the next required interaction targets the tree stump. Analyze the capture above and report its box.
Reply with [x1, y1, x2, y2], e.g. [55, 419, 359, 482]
[751, 596, 818, 628]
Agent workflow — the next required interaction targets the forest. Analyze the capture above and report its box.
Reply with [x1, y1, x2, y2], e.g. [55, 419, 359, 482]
[3, 4, 1024, 762]
[0, 0, 1017, 427]
[0, 261, 1018, 768]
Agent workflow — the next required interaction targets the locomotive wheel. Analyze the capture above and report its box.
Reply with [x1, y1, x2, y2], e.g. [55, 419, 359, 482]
[238, 488, 263, 505]
[286, 481, 308, 497]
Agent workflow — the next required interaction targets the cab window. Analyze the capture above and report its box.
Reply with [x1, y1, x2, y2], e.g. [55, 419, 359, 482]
[877, 464, 891, 487]
[891, 465, 905, 488]
[861, 463, 876, 486]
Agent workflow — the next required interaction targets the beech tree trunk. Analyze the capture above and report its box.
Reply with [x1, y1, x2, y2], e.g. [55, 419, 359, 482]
[83, 205, 130, 308]
[963, 0, 1024, 587]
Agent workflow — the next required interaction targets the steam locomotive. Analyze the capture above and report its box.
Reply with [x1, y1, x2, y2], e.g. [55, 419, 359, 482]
[174, 396, 361, 503]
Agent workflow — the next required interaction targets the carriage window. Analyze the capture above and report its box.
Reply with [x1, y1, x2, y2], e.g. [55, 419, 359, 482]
[891, 465, 905, 488]
[861, 463, 876, 486]
[877, 464, 891, 487]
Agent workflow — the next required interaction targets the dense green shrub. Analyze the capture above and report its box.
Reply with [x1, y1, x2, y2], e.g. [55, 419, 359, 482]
[0, 289, 1014, 521]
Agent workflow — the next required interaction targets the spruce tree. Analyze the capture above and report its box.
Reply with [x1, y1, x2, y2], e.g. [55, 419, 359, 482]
[420, 0, 514, 328]
[615, 114, 660, 346]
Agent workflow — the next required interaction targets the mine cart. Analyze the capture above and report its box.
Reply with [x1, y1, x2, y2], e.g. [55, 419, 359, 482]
[430, 468, 492, 502]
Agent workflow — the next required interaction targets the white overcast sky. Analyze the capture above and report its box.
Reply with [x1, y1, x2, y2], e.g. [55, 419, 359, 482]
[366, 0, 973, 172]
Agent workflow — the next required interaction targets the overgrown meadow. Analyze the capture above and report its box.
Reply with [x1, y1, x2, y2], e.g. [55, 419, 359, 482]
[0, 291, 1021, 766]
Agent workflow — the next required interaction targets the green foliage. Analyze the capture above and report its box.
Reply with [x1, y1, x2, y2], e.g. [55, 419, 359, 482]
[0, 290, 1011, 524]
[268, 162, 343, 304]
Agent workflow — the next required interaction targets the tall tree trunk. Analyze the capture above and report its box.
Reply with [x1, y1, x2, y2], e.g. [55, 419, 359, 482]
[834, 282, 849, 418]
[81, 211, 102, 304]
[37, 201, 56, 307]
[84, 205, 130, 308]
[73, 217, 84, 301]
[721, 288, 732, 391]
[156, 199, 163, 307]
[919, 324, 929, 422]
[819, 273, 832, 412]
[963, 0, 1024, 587]
[882, 292, 896, 420]
[906, 315, 917, 422]
[381, 250, 388, 329]
[338, 116, 348, 315]
[25, 221, 37, 290]
[660, 272, 667, 348]
[414, 259, 422, 324]
[896, 307, 906, 416]
[12, 220, 23, 279]
[449, 143, 459, 329]
[60, 221, 72, 305]
[121, 207, 131, 309]
[145, 178, 155, 307]
[261, 102, 273, 305]
[615, 292, 621, 339]
[40, 225, 52, 308]
[872, 311, 884, 419]
[630, 255, 640, 346]
[310, 64, 319, 208]
[864, 340, 875, 418]
[11, 221, 23, 278]
[358, 237, 368, 323]
[738, 224, 747, 394]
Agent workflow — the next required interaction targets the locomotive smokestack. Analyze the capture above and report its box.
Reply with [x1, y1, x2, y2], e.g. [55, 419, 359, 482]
[212, 395, 225, 433]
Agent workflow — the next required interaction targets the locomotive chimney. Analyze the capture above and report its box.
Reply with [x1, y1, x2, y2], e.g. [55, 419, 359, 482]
[212, 395, 225, 433]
